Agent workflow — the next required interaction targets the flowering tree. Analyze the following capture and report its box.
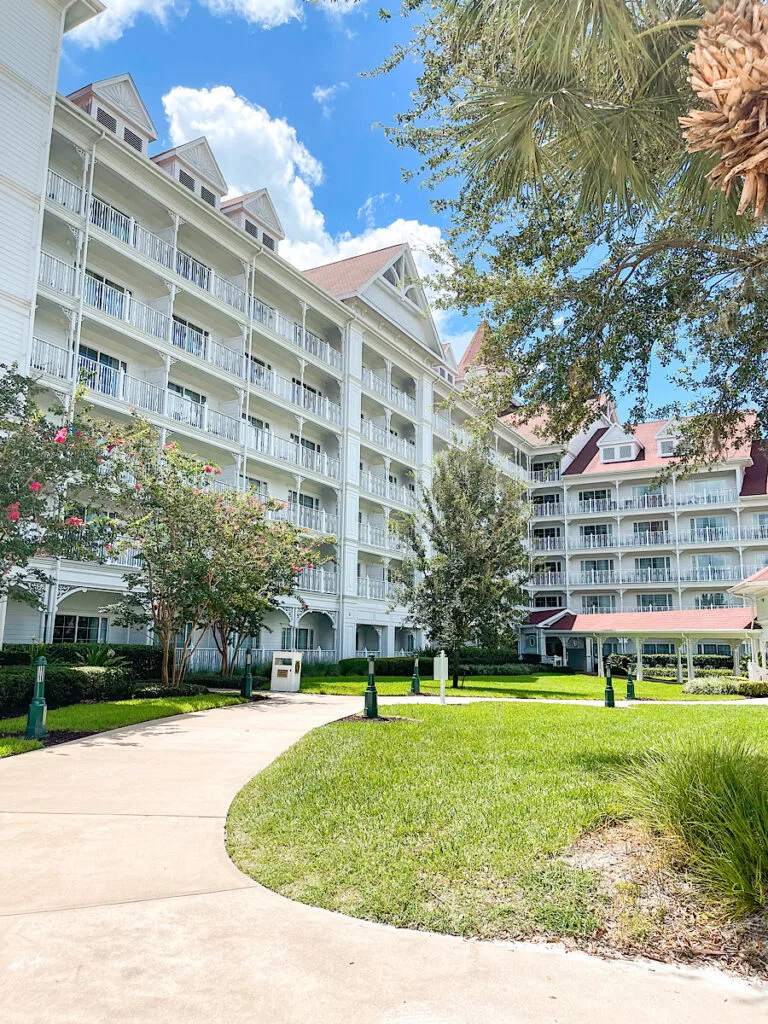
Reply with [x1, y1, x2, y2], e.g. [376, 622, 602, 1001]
[0, 366, 111, 622]
[106, 419, 324, 685]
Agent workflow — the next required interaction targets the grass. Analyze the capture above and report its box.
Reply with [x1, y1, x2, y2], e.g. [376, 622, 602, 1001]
[0, 693, 247, 755]
[620, 737, 768, 918]
[300, 672, 743, 702]
[227, 701, 768, 943]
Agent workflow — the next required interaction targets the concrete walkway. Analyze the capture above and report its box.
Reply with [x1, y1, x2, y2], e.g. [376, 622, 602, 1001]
[0, 693, 765, 1024]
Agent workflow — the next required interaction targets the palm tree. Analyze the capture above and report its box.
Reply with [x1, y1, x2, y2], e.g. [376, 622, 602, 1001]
[451, 0, 747, 225]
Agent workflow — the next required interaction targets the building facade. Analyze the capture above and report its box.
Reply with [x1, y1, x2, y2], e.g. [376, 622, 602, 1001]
[2, 17, 766, 668]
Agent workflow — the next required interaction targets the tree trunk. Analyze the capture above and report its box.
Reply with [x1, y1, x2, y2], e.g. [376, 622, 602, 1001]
[161, 631, 171, 688]
[451, 649, 460, 688]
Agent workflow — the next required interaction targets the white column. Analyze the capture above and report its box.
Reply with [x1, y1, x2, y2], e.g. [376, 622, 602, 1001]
[686, 638, 695, 682]
[634, 635, 643, 681]
[0, 595, 8, 650]
[676, 644, 684, 685]
[733, 643, 741, 677]
[596, 635, 604, 677]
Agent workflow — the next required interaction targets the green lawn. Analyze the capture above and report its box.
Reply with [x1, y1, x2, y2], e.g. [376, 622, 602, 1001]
[301, 672, 742, 701]
[0, 693, 247, 756]
[227, 702, 768, 943]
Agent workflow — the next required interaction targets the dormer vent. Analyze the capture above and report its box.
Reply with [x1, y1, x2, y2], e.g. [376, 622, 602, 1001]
[96, 107, 117, 133]
[262, 233, 276, 252]
[123, 127, 143, 153]
[200, 185, 217, 208]
[245, 220, 259, 239]
[179, 169, 195, 192]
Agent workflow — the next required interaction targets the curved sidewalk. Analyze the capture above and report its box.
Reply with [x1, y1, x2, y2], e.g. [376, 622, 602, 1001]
[0, 692, 765, 1024]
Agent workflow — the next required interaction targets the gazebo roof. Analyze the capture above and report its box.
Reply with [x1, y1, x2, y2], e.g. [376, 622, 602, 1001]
[730, 565, 768, 595]
[530, 607, 759, 637]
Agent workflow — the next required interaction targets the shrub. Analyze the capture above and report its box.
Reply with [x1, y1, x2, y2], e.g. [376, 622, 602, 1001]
[619, 737, 768, 918]
[338, 656, 434, 677]
[459, 662, 574, 676]
[684, 676, 740, 695]
[734, 681, 768, 698]
[75, 645, 130, 669]
[1, 643, 163, 680]
[0, 665, 131, 715]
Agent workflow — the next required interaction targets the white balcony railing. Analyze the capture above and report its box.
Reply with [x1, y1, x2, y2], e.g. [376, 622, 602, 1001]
[77, 354, 164, 414]
[623, 531, 674, 547]
[357, 577, 394, 600]
[247, 362, 342, 426]
[676, 489, 738, 507]
[39, 252, 76, 295]
[47, 169, 83, 214]
[270, 503, 338, 535]
[531, 571, 567, 586]
[432, 411, 451, 436]
[31, 338, 70, 380]
[245, 424, 341, 479]
[360, 419, 417, 460]
[678, 565, 745, 582]
[359, 522, 386, 547]
[532, 503, 563, 517]
[359, 471, 387, 498]
[209, 340, 243, 377]
[530, 468, 561, 483]
[82, 272, 169, 341]
[575, 533, 615, 549]
[297, 568, 338, 594]
[531, 536, 565, 551]
[390, 383, 417, 415]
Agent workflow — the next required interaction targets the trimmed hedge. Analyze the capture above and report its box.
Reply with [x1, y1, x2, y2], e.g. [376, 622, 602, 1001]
[683, 677, 768, 697]
[133, 683, 208, 698]
[339, 656, 435, 677]
[460, 662, 575, 676]
[608, 652, 738, 672]
[0, 643, 163, 680]
[0, 665, 132, 716]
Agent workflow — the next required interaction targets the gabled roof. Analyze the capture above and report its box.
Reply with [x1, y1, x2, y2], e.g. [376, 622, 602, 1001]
[730, 564, 768, 596]
[304, 244, 406, 299]
[440, 342, 459, 374]
[458, 322, 489, 376]
[221, 189, 285, 240]
[741, 441, 768, 496]
[152, 137, 228, 193]
[67, 73, 157, 139]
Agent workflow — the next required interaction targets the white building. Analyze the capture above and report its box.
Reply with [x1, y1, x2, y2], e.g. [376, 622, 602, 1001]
[2, 4, 767, 669]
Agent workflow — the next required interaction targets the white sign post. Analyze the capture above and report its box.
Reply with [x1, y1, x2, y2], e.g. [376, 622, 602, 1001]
[435, 650, 449, 705]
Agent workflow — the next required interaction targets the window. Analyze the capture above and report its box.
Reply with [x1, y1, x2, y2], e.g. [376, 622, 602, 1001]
[601, 446, 616, 461]
[696, 593, 729, 609]
[245, 414, 269, 431]
[262, 233, 276, 251]
[534, 595, 563, 608]
[245, 220, 259, 239]
[601, 443, 636, 463]
[85, 269, 129, 314]
[123, 127, 143, 153]
[289, 491, 318, 510]
[77, 345, 125, 397]
[540, 560, 562, 573]
[172, 315, 208, 358]
[168, 382, 205, 405]
[582, 559, 613, 573]
[96, 107, 117, 133]
[200, 186, 216, 207]
[248, 355, 271, 385]
[698, 643, 733, 656]
[643, 643, 675, 655]
[636, 556, 670, 570]
[630, 484, 666, 509]
[658, 438, 676, 457]
[637, 593, 673, 611]
[533, 494, 559, 508]
[634, 520, 669, 538]
[179, 169, 196, 191]
[53, 615, 108, 644]
[533, 527, 560, 538]
[582, 595, 615, 612]
[691, 516, 727, 539]
[619, 444, 633, 459]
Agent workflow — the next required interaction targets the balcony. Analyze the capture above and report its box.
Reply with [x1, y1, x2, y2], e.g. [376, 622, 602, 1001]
[567, 498, 618, 514]
[678, 565, 745, 582]
[530, 468, 561, 483]
[247, 362, 342, 426]
[676, 489, 738, 507]
[297, 568, 338, 595]
[530, 536, 565, 552]
[47, 169, 83, 214]
[362, 368, 417, 414]
[39, 252, 76, 296]
[270, 502, 338, 535]
[245, 423, 341, 480]
[432, 411, 451, 437]
[573, 534, 616, 549]
[622, 530, 674, 548]
[83, 272, 169, 341]
[358, 471, 417, 507]
[31, 338, 70, 380]
[531, 571, 567, 586]
[358, 522, 410, 553]
[357, 577, 394, 600]
[532, 503, 564, 518]
[90, 195, 175, 270]
[572, 570, 622, 585]
[360, 418, 417, 461]
[253, 298, 343, 371]
[621, 568, 676, 584]
[679, 527, 740, 544]
[77, 353, 164, 414]
[739, 525, 768, 541]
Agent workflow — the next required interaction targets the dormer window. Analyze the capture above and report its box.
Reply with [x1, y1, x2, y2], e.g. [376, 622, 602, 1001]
[658, 438, 676, 457]
[601, 443, 636, 463]
[123, 127, 143, 153]
[96, 107, 117, 134]
[179, 169, 196, 192]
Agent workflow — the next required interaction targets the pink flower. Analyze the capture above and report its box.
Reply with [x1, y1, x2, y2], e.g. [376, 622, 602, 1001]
[105, 544, 112, 552]
[135, 483, 142, 491]
[193, 488, 200, 495]
[307, 563, 314, 569]
[28, 482, 42, 492]
[65, 515, 84, 527]
[54, 428, 68, 444]
[204, 465, 214, 474]
[7, 502, 20, 522]
[163, 442, 175, 451]
[214, 467, 222, 475]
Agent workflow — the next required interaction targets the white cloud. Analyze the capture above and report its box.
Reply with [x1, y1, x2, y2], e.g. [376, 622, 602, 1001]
[201, 0, 301, 29]
[312, 82, 348, 119]
[68, 0, 184, 47]
[68, 0, 360, 46]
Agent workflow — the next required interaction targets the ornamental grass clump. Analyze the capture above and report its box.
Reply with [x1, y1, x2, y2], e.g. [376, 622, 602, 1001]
[619, 737, 768, 919]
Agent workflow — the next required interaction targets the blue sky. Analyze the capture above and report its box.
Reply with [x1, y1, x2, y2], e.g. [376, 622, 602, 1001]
[60, 0, 479, 359]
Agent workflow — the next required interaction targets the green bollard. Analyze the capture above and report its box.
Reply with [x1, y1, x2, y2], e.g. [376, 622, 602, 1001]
[626, 670, 636, 701]
[242, 648, 253, 699]
[25, 656, 48, 740]
[604, 665, 615, 708]
[410, 656, 420, 695]
[363, 655, 379, 719]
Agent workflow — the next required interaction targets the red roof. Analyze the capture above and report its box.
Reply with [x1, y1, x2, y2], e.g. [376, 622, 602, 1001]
[563, 419, 754, 477]
[458, 322, 488, 376]
[740, 565, 768, 585]
[523, 609, 570, 626]
[741, 441, 768, 496]
[303, 244, 405, 298]
[539, 608, 758, 634]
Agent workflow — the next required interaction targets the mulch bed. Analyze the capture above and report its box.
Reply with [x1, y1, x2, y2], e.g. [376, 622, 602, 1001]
[559, 822, 768, 978]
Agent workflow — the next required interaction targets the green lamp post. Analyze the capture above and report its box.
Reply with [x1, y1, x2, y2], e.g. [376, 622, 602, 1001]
[363, 655, 379, 719]
[242, 647, 253, 699]
[626, 669, 636, 701]
[410, 656, 420, 695]
[604, 664, 615, 708]
[25, 656, 48, 740]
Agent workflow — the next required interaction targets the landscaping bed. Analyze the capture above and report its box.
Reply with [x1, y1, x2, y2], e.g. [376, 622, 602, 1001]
[0, 693, 249, 758]
[227, 701, 768, 977]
